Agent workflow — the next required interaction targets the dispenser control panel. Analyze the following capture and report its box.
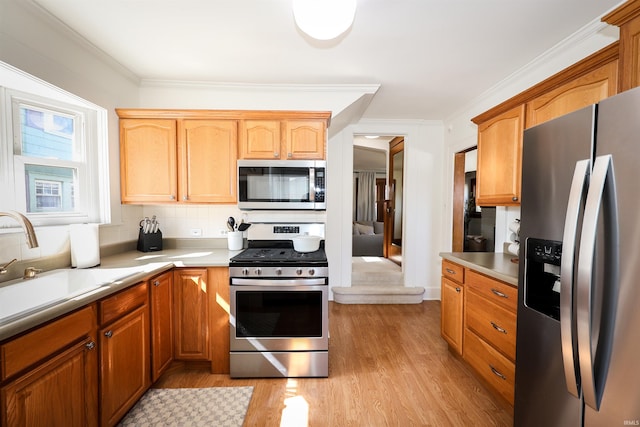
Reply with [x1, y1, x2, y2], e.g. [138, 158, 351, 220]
[530, 240, 562, 265]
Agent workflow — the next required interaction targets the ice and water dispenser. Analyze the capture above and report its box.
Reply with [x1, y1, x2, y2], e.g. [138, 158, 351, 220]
[524, 238, 563, 320]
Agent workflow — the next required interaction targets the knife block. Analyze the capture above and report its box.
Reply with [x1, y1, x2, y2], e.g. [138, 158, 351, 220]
[137, 229, 163, 252]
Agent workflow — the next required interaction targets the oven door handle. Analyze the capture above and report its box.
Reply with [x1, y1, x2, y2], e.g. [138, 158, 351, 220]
[231, 278, 326, 286]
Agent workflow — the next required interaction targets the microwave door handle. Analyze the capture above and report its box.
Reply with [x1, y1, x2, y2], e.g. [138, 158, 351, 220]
[309, 167, 315, 202]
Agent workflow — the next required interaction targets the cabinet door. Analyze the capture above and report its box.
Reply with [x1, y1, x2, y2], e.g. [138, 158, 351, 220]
[209, 267, 230, 374]
[238, 120, 281, 159]
[178, 120, 238, 203]
[100, 305, 150, 427]
[150, 272, 174, 382]
[441, 277, 464, 355]
[525, 60, 618, 128]
[283, 120, 325, 159]
[476, 105, 524, 206]
[1, 338, 98, 427]
[119, 119, 178, 203]
[173, 269, 210, 360]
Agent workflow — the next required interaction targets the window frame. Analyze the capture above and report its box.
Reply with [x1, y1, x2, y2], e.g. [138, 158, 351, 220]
[1, 85, 110, 227]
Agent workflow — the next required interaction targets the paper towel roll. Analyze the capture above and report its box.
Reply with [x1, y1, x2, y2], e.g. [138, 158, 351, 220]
[508, 242, 520, 256]
[70, 224, 100, 268]
[508, 220, 520, 235]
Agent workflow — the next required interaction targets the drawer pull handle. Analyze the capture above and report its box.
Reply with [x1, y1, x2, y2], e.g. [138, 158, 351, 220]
[104, 330, 113, 338]
[455, 287, 461, 293]
[153, 280, 161, 287]
[490, 365, 507, 380]
[445, 268, 456, 275]
[490, 321, 507, 334]
[85, 341, 96, 350]
[491, 288, 508, 298]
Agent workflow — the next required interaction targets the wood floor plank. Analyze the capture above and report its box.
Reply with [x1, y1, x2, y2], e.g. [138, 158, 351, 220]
[152, 301, 513, 426]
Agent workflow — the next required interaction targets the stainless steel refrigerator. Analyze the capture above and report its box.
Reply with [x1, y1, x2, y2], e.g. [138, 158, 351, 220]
[515, 86, 640, 426]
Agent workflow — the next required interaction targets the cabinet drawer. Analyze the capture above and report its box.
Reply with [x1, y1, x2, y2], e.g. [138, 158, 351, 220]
[99, 282, 148, 326]
[466, 270, 517, 312]
[442, 260, 464, 284]
[466, 290, 517, 361]
[0, 305, 96, 381]
[464, 329, 515, 405]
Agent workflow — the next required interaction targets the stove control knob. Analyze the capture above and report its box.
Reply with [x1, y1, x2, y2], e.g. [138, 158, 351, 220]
[255, 268, 262, 276]
[242, 268, 250, 276]
[308, 268, 315, 276]
[275, 268, 282, 276]
[296, 268, 303, 276]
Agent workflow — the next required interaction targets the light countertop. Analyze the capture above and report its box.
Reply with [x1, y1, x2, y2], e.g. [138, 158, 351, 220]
[0, 247, 242, 342]
[439, 252, 519, 286]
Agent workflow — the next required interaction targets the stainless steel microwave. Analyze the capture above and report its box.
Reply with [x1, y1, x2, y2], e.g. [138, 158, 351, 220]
[237, 160, 326, 210]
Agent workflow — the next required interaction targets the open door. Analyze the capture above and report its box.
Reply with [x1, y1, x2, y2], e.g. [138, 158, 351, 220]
[385, 137, 404, 265]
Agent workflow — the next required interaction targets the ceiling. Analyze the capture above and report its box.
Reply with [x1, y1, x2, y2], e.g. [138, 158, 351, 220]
[31, 0, 623, 120]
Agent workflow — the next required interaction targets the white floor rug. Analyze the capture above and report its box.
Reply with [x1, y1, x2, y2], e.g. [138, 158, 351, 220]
[118, 386, 253, 427]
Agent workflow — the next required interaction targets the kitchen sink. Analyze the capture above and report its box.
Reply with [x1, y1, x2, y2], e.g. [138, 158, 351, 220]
[0, 267, 145, 324]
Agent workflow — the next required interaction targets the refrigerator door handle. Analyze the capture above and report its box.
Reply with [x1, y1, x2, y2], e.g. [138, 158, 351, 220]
[560, 158, 590, 398]
[576, 154, 619, 411]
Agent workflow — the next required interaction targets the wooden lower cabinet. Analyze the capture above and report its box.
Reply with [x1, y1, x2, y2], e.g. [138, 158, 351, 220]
[150, 271, 174, 381]
[440, 258, 518, 406]
[1, 337, 98, 427]
[99, 284, 150, 427]
[464, 329, 515, 404]
[441, 277, 464, 355]
[463, 271, 518, 406]
[173, 268, 210, 360]
[0, 305, 98, 427]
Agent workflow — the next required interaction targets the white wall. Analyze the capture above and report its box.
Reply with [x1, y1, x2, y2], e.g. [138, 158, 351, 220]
[440, 20, 620, 254]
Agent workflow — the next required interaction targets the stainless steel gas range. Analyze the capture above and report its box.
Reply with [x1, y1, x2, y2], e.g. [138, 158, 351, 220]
[228, 223, 328, 378]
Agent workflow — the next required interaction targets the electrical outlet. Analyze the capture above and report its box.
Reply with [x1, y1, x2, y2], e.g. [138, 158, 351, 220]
[219, 229, 228, 236]
[190, 228, 202, 237]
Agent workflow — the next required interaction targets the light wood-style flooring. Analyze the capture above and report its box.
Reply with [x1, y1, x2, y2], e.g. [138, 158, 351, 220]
[154, 302, 513, 426]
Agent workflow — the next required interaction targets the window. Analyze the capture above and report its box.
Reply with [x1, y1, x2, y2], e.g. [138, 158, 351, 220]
[1, 82, 109, 226]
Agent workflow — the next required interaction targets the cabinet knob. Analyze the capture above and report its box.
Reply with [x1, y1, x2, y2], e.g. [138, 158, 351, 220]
[85, 341, 96, 350]
[170, 195, 175, 200]
[104, 330, 113, 338]
[183, 196, 188, 201]
[512, 196, 519, 201]
[455, 287, 461, 293]
[153, 280, 160, 287]
[287, 152, 292, 158]
[274, 152, 279, 158]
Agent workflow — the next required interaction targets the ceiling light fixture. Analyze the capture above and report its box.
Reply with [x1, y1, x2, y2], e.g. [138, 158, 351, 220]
[292, 0, 357, 41]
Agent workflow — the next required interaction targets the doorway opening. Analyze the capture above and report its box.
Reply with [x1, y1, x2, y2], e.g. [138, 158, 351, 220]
[352, 135, 404, 287]
[452, 148, 496, 252]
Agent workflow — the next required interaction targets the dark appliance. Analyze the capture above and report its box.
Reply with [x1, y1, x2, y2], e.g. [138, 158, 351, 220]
[237, 160, 326, 210]
[515, 87, 640, 426]
[229, 223, 328, 378]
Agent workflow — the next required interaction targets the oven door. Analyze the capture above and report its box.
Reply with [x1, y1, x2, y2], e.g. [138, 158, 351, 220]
[229, 277, 328, 352]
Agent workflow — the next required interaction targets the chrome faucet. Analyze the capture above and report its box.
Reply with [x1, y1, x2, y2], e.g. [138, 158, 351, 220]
[0, 211, 39, 275]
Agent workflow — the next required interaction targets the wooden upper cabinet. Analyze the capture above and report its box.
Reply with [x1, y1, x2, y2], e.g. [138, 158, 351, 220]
[603, 0, 640, 92]
[284, 120, 326, 159]
[525, 61, 618, 128]
[239, 116, 328, 160]
[476, 105, 524, 206]
[120, 119, 178, 203]
[178, 120, 238, 203]
[238, 120, 282, 159]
